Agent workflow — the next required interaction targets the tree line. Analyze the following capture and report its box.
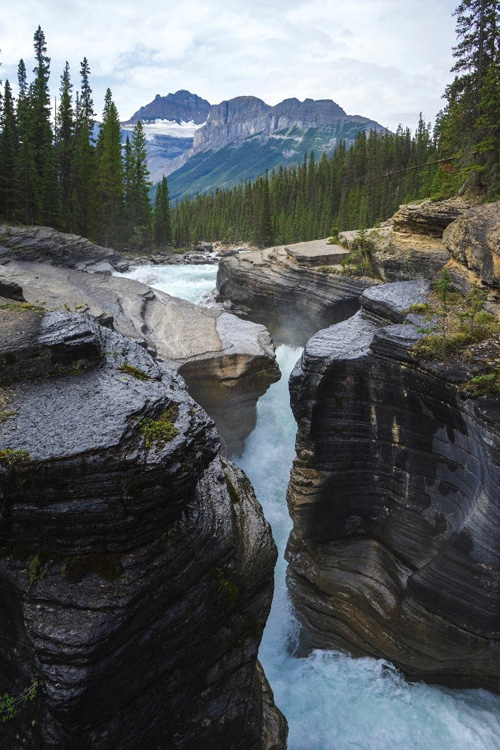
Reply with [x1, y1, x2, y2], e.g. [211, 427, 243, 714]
[0, 26, 172, 250]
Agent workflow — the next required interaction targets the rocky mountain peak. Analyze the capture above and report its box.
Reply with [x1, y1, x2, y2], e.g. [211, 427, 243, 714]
[124, 90, 211, 125]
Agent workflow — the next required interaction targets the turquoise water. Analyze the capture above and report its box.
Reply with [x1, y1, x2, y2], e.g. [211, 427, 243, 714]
[118, 264, 500, 750]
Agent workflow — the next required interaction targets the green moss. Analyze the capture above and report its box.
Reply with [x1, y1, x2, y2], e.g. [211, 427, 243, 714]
[0, 449, 30, 465]
[62, 553, 124, 583]
[225, 474, 240, 503]
[0, 302, 44, 312]
[317, 265, 338, 274]
[27, 555, 44, 587]
[139, 404, 180, 448]
[213, 567, 239, 609]
[119, 363, 151, 381]
[409, 302, 433, 315]
[460, 369, 500, 398]
[0, 410, 18, 423]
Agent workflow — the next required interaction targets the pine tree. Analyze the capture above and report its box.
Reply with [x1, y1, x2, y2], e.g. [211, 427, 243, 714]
[439, 0, 500, 194]
[56, 62, 74, 229]
[153, 176, 172, 247]
[72, 57, 96, 237]
[30, 26, 60, 226]
[95, 88, 123, 246]
[16, 59, 37, 224]
[125, 121, 151, 248]
[0, 80, 19, 220]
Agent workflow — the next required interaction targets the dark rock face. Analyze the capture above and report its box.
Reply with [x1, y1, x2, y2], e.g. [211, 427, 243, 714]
[217, 244, 375, 346]
[0, 310, 286, 748]
[286, 281, 500, 691]
[124, 90, 211, 125]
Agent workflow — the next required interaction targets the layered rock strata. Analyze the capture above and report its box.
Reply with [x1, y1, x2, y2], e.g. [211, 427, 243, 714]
[0, 309, 286, 748]
[0, 261, 279, 455]
[286, 280, 500, 690]
[339, 199, 471, 283]
[217, 242, 375, 346]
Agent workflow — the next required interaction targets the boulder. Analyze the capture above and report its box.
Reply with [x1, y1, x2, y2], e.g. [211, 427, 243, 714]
[0, 224, 122, 270]
[0, 262, 279, 455]
[0, 309, 286, 748]
[286, 280, 500, 691]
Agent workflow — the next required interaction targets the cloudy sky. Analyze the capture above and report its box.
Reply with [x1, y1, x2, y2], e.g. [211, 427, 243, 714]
[2, 0, 457, 131]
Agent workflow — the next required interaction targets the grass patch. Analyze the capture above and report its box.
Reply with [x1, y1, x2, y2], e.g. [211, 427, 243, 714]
[119, 363, 151, 381]
[0, 449, 30, 465]
[0, 410, 18, 423]
[139, 404, 179, 448]
[411, 275, 500, 361]
[0, 302, 44, 312]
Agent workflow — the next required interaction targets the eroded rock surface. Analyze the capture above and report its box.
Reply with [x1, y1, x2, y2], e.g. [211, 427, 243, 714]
[0, 224, 126, 272]
[0, 309, 286, 748]
[286, 280, 500, 691]
[0, 262, 279, 455]
[217, 241, 375, 345]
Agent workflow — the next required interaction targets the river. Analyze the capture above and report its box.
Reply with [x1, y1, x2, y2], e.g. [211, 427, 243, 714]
[118, 263, 500, 750]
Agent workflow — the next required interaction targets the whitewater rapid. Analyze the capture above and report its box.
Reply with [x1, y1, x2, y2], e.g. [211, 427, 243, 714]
[119, 263, 500, 750]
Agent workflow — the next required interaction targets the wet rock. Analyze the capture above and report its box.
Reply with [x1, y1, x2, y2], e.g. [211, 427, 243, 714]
[0, 262, 279, 455]
[286, 280, 500, 691]
[0, 310, 286, 748]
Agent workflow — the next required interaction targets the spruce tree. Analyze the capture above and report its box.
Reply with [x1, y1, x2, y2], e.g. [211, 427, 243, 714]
[56, 62, 74, 230]
[72, 57, 96, 237]
[30, 26, 60, 226]
[439, 0, 500, 194]
[0, 80, 19, 220]
[153, 176, 172, 247]
[95, 88, 123, 246]
[16, 59, 37, 224]
[126, 121, 151, 248]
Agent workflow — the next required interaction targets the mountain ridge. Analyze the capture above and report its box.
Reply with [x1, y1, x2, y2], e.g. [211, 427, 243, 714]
[122, 90, 387, 196]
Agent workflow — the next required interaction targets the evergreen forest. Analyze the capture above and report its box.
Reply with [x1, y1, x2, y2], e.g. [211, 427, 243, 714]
[0, 0, 499, 250]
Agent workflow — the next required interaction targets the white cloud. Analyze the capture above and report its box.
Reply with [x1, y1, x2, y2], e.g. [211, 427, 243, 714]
[1, 0, 457, 131]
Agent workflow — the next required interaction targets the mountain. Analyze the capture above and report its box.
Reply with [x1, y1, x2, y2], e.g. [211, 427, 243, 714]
[121, 91, 386, 198]
[168, 95, 386, 200]
[123, 90, 211, 125]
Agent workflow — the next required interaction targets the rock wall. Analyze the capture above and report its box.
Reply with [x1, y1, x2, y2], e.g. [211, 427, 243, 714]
[0, 309, 286, 748]
[217, 244, 375, 346]
[286, 281, 500, 691]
